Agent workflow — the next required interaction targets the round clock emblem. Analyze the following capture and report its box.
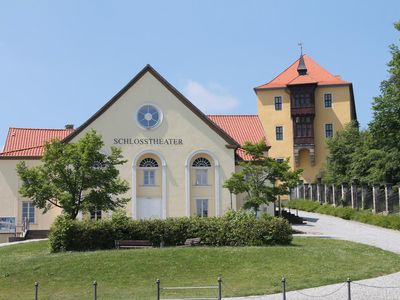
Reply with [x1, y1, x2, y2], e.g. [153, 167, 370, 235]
[136, 104, 162, 129]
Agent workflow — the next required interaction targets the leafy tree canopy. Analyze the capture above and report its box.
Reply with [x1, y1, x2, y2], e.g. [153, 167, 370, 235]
[324, 21, 400, 185]
[223, 139, 301, 212]
[17, 130, 130, 219]
[368, 21, 400, 184]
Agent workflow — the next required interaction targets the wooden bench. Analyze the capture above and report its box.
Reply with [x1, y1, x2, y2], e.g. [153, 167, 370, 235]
[115, 239, 152, 249]
[181, 237, 202, 247]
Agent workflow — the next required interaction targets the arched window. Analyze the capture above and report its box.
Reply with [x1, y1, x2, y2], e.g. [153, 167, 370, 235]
[139, 158, 158, 168]
[139, 158, 159, 186]
[192, 157, 211, 168]
[192, 157, 211, 186]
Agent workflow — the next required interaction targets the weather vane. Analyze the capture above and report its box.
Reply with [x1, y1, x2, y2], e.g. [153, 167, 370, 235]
[298, 42, 303, 55]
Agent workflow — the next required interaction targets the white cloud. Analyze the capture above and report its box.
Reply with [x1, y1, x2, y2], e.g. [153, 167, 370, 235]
[183, 80, 239, 114]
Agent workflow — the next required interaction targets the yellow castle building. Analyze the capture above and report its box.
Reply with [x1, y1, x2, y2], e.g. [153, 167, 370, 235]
[255, 54, 357, 183]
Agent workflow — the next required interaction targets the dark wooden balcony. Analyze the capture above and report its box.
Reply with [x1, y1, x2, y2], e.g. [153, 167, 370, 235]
[294, 137, 315, 145]
[291, 107, 315, 116]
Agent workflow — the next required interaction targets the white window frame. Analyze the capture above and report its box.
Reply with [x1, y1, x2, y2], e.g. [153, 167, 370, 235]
[22, 201, 35, 224]
[275, 125, 284, 141]
[324, 93, 333, 108]
[274, 96, 283, 111]
[196, 198, 209, 217]
[90, 209, 102, 220]
[143, 169, 156, 186]
[195, 168, 208, 186]
[325, 123, 334, 138]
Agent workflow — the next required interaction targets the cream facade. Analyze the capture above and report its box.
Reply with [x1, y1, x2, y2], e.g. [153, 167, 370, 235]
[0, 66, 247, 232]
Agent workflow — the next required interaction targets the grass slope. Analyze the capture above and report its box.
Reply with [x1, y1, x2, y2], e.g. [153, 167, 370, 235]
[1, 238, 400, 299]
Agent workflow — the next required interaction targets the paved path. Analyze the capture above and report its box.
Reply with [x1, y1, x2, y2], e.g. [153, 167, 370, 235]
[0, 238, 47, 247]
[227, 210, 400, 300]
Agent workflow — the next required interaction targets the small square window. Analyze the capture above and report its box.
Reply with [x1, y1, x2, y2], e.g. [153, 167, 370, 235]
[143, 170, 155, 185]
[325, 123, 333, 138]
[324, 94, 332, 108]
[90, 209, 102, 220]
[196, 199, 208, 217]
[276, 126, 283, 140]
[276, 158, 284, 163]
[22, 202, 35, 224]
[195, 169, 208, 186]
[274, 96, 282, 111]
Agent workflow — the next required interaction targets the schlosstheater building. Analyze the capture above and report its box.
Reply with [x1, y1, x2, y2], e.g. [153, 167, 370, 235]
[0, 54, 357, 232]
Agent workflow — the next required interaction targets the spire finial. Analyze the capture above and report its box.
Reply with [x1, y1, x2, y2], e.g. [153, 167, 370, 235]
[298, 42, 303, 56]
[297, 43, 307, 76]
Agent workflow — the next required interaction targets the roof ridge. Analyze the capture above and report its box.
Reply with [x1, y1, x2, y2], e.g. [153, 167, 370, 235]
[8, 127, 74, 131]
[208, 114, 259, 117]
[0, 145, 44, 155]
[255, 55, 302, 89]
[305, 54, 345, 80]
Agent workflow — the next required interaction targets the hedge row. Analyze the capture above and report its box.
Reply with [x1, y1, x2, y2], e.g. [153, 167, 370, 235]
[288, 200, 400, 230]
[49, 210, 293, 252]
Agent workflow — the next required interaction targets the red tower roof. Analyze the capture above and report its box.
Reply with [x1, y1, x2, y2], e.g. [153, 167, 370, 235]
[255, 54, 350, 90]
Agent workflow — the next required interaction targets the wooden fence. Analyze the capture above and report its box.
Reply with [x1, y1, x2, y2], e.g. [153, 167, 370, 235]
[289, 183, 400, 214]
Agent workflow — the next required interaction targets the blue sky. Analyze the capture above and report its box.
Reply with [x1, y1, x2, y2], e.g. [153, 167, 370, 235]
[0, 1, 399, 149]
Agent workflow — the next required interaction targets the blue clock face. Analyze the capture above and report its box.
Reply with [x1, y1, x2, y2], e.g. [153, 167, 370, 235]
[137, 104, 161, 129]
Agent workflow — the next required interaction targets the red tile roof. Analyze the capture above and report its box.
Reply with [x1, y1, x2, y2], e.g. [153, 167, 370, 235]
[255, 54, 350, 90]
[208, 115, 268, 160]
[1, 116, 268, 161]
[0, 128, 74, 157]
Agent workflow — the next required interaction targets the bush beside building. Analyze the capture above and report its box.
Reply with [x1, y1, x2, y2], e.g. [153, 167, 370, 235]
[49, 210, 292, 252]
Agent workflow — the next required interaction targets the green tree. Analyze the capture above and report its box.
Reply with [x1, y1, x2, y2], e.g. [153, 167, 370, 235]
[368, 21, 400, 184]
[323, 121, 363, 184]
[223, 139, 301, 213]
[17, 130, 129, 219]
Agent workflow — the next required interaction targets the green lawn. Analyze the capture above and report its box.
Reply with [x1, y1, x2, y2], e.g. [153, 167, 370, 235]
[1, 238, 400, 299]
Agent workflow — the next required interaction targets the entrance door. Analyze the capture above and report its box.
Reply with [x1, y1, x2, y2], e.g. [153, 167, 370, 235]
[137, 197, 162, 219]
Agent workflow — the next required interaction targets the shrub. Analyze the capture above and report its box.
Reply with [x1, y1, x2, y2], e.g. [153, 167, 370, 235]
[288, 199, 400, 231]
[49, 210, 292, 252]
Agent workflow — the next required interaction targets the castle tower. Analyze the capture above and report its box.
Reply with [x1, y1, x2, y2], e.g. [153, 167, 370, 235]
[255, 54, 357, 182]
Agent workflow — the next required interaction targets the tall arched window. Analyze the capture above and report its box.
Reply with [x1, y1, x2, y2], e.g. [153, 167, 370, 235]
[192, 157, 211, 186]
[139, 158, 158, 185]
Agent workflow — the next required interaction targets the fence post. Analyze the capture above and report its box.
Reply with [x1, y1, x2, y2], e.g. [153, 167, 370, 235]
[281, 277, 286, 300]
[324, 184, 328, 204]
[317, 184, 321, 203]
[310, 184, 313, 200]
[296, 184, 300, 199]
[93, 281, 97, 300]
[372, 184, 378, 213]
[351, 184, 355, 209]
[384, 184, 391, 214]
[218, 277, 222, 300]
[34, 282, 39, 300]
[347, 278, 351, 300]
[156, 279, 160, 300]
[361, 185, 366, 210]
[332, 184, 336, 206]
[341, 184, 345, 205]
[398, 186, 400, 214]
